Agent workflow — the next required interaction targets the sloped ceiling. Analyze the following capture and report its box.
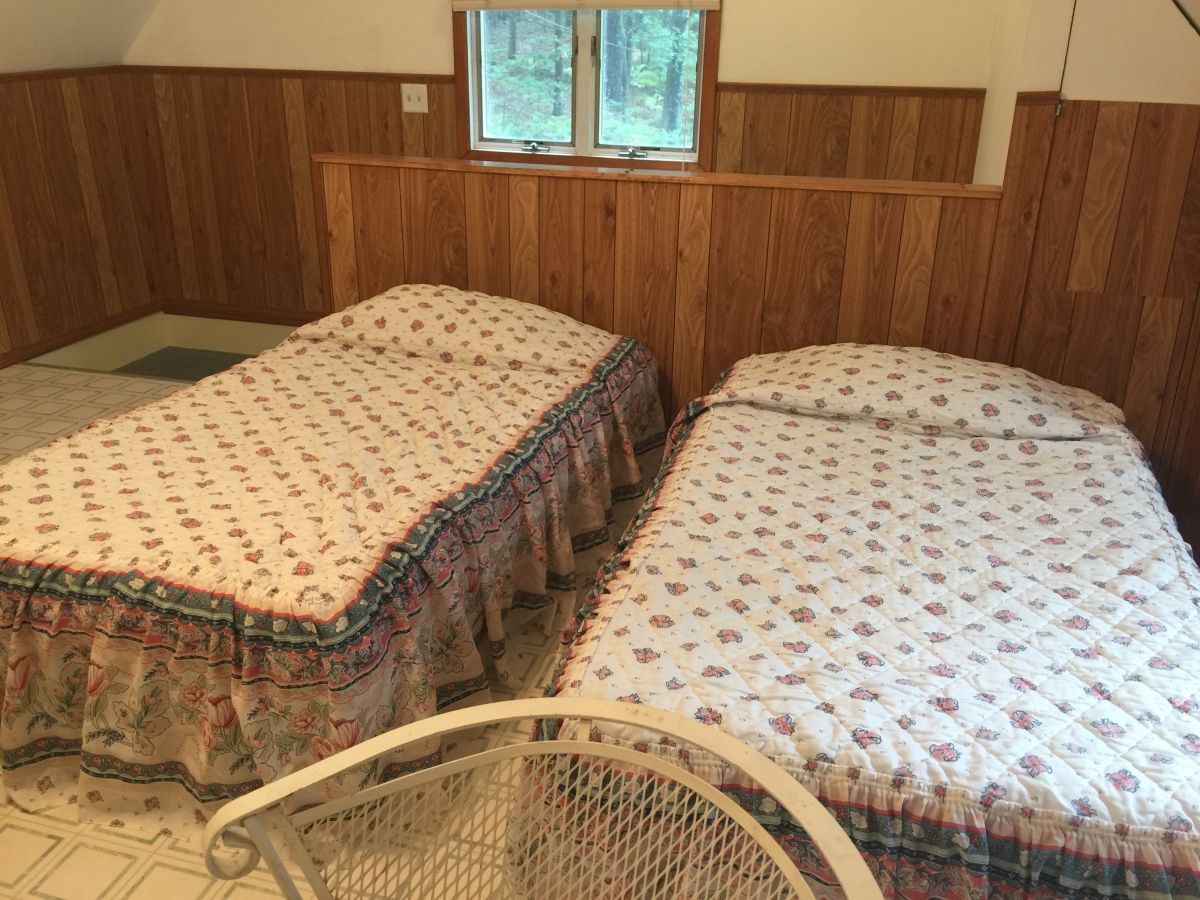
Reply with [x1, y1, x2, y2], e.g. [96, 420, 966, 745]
[0, 0, 160, 73]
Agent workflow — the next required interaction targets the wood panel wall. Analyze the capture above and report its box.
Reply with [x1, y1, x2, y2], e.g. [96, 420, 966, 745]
[714, 84, 985, 182]
[317, 94, 1200, 532]
[0, 65, 457, 366]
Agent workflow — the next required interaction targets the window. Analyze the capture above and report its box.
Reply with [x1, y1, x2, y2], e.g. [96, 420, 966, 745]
[454, 6, 719, 167]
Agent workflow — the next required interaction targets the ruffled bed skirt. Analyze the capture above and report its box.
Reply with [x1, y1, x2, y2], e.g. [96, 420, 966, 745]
[0, 340, 664, 838]
[541, 727, 1200, 900]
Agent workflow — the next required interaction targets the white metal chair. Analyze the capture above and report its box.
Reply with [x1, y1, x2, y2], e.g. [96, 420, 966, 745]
[203, 699, 882, 900]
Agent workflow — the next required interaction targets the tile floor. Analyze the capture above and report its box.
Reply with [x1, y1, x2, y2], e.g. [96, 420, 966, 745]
[0, 365, 563, 896]
[0, 364, 183, 465]
[0, 620, 560, 900]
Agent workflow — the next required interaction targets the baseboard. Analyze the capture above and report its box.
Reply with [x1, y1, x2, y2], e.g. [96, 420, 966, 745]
[0, 305, 160, 369]
[163, 302, 323, 327]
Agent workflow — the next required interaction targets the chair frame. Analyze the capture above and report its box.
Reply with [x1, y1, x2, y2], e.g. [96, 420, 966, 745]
[202, 698, 883, 899]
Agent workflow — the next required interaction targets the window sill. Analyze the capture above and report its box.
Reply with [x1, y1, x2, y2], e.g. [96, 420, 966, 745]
[463, 149, 706, 173]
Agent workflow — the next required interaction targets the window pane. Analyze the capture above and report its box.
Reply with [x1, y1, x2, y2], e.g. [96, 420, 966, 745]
[479, 10, 574, 144]
[598, 10, 701, 150]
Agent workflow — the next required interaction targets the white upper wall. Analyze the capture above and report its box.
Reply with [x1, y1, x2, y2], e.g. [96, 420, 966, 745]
[125, 0, 1004, 87]
[0, 0, 158, 72]
[718, 0, 997, 87]
[124, 0, 454, 73]
[1064, 0, 1200, 103]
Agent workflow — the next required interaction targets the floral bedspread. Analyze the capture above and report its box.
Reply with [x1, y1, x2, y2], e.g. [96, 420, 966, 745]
[0, 285, 664, 834]
[553, 345, 1200, 899]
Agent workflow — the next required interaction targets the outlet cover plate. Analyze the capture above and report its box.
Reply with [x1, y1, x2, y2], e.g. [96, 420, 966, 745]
[401, 83, 428, 114]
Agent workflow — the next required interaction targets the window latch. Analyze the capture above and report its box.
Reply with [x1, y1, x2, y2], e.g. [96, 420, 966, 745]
[521, 142, 551, 153]
[617, 147, 650, 159]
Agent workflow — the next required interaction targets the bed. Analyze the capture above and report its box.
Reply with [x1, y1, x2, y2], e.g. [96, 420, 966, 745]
[0, 284, 664, 834]
[549, 344, 1200, 899]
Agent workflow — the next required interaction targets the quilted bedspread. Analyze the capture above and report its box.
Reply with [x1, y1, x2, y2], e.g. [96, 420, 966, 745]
[553, 345, 1200, 899]
[0, 285, 663, 833]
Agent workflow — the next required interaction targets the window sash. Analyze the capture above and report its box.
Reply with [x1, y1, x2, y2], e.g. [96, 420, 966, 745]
[454, 1, 718, 10]
[466, 9, 703, 162]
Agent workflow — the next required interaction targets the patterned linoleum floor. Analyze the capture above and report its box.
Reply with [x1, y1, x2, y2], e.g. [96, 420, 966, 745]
[0, 366, 562, 897]
[0, 364, 183, 465]
[0, 626, 560, 900]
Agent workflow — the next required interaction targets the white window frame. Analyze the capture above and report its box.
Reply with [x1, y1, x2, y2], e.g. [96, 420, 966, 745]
[466, 9, 704, 163]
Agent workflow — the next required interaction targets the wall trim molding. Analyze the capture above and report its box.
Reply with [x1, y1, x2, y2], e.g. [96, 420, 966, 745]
[0, 304, 160, 369]
[0, 64, 456, 84]
[718, 82, 986, 98]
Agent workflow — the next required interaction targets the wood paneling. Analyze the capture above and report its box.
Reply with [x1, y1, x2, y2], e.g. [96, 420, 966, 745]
[762, 190, 850, 351]
[539, 177, 585, 321]
[704, 186, 772, 386]
[323, 93, 1200, 534]
[717, 85, 984, 182]
[0, 65, 459, 365]
[976, 101, 1056, 362]
[3, 61, 1199, 540]
[465, 172, 510, 298]
[615, 181, 680, 405]
[889, 195, 942, 347]
[838, 192, 904, 344]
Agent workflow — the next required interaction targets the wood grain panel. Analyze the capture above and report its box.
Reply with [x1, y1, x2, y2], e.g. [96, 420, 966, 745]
[786, 93, 852, 178]
[886, 97, 922, 180]
[60, 77, 122, 318]
[672, 184, 713, 406]
[400, 168, 467, 289]
[0, 81, 76, 334]
[539, 177, 585, 320]
[465, 172, 510, 297]
[343, 79, 373, 154]
[954, 95, 984, 183]
[0, 162, 37, 346]
[615, 181, 680, 398]
[582, 181, 617, 333]
[1059, 292, 1144, 406]
[762, 189, 852, 352]
[889, 195, 942, 347]
[704, 186, 772, 386]
[714, 91, 746, 173]
[914, 96, 966, 183]
[1156, 297, 1200, 482]
[1106, 103, 1200, 297]
[425, 83, 458, 159]
[508, 176, 540, 303]
[1166, 131, 1200, 301]
[846, 95, 894, 180]
[107, 72, 181, 304]
[1012, 101, 1100, 377]
[713, 85, 983, 183]
[245, 76, 305, 311]
[837, 192, 904, 344]
[1067, 102, 1139, 292]
[366, 81, 406, 156]
[151, 74, 200, 301]
[201, 75, 270, 308]
[351, 165, 405, 299]
[1124, 295, 1186, 447]
[976, 100, 1056, 362]
[26, 78, 101, 328]
[280, 78, 324, 311]
[173, 74, 229, 308]
[923, 196, 999, 358]
[322, 163, 358, 311]
[741, 92, 792, 175]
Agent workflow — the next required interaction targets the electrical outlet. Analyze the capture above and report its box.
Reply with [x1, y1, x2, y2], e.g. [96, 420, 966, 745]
[401, 83, 429, 114]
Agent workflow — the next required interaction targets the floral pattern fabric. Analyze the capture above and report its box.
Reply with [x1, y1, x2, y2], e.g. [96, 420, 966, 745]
[552, 346, 1200, 899]
[0, 284, 664, 834]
